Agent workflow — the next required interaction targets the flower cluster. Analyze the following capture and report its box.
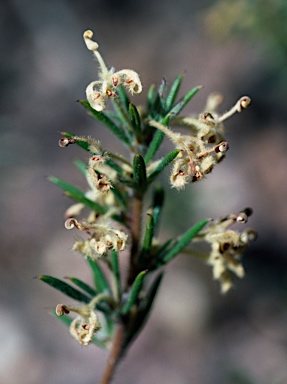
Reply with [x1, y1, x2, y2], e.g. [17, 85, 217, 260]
[59, 135, 118, 218]
[59, 134, 128, 259]
[149, 94, 250, 189]
[65, 218, 128, 259]
[83, 30, 142, 111]
[56, 303, 100, 346]
[193, 208, 257, 293]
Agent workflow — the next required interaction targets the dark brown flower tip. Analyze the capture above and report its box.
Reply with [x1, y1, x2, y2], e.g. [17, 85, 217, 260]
[56, 304, 70, 316]
[242, 207, 253, 217]
[58, 137, 76, 147]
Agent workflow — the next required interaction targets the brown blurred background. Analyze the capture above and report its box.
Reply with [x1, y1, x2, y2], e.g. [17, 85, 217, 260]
[1, 1, 287, 383]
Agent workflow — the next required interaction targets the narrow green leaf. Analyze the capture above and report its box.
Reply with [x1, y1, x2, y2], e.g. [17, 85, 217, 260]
[148, 79, 168, 118]
[111, 97, 134, 134]
[151, 184, 165, 235]
[48, 176, 107, 215]
[141, 214, 154, 256]
[111, 250, 121, 301]
[147, 83, 156, 114]
[165, 73, 184, 112]
[110, 185, 127, 209]
[133, 154, 147, 191]
[123, 272, 163, 349]
[64, 191, 107, 216]
[144, 130, 165, 164]
[144, 110, 171, 165]
[165, 85, 201, 120]
[138, 272, 163, 323]
[36, 275, 90, 303]
[158, 78, 168, 112]
[137, 214, 155, 270]
[79, 100, 131, 145]
[121, 270, 148, 315]
[52, 311, 72, 327]
[49, 176, 86, 198]
[148, 149, 180, 182]
[160, 218, 209, 265]
[64, 276, 96, 297]
[86, 257, 110, 294]
[128, 103, 142, 139]
[116, 84, 130, 111]
[73, 159, 87, 176]
[105, 159, 125, 176]
[61, 131, 89, 151]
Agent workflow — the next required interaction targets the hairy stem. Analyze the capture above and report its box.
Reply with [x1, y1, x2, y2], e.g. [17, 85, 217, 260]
[100, 323, 125, 384]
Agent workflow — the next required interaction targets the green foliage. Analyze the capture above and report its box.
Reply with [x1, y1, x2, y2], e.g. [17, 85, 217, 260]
[36, 275, 91, 303]
[39, 66, 255, 383]
[48, 176, 107, 215]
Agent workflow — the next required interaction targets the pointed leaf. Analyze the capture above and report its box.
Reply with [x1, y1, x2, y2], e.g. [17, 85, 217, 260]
[64, 276, 96, 297]
[111, 250, 121, 301]
[49, 175, 86, 197]
[110, 185, 127, 209]
[64, 191, 107, 216]
[79, 100, 131, 145]
[158, 78, 168, 112]
[121, 270, 148, 315]
[144, 130, 165, 164]
[148, 149, 180, 182]
[151, 184, 165, 235]
[48, 176, 107, 215]
[36, 275, 90, 303]
[147, 84, 156, 114]
[123, 272, 163, 349]
[141, 214, 154, 257]
[165, 73, 184, 112]
[116, 84, 130, 111]
[129, 103, 142, 139]
[111, 97, 134, 135]
[105, 159, 125, 176]
[73, 159, 87, 176]
[61, 132, 89, 151]
[160, 218, 209, 265]
[133, 154, 147, 191]
[86, 257, 110, 294]
[165, 85, 201, 120]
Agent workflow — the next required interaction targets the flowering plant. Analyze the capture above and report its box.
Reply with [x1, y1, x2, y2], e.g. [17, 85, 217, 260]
[37, 30, 256, 383]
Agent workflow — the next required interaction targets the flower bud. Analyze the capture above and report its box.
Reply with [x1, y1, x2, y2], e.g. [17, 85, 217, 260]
[56, 304, 70, 316]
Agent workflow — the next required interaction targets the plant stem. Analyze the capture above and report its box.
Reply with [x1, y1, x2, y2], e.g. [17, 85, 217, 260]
[100, 190, 143, 383]
[100, 322, 125, 384]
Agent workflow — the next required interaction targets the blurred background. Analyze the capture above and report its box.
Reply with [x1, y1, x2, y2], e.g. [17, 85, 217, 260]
[1, 0, 287, 383]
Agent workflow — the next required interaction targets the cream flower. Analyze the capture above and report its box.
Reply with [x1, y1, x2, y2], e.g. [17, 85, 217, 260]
[193, 208, 257, 293]
[69, 309, 100, 346]
[83, 30, 142, 111]
[149, 94, 250, 189]
[55, 292, 115, 346]
[56, 303, 100, 346]
[149, 120, 229, 189]
[65, 218, 128, 259]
